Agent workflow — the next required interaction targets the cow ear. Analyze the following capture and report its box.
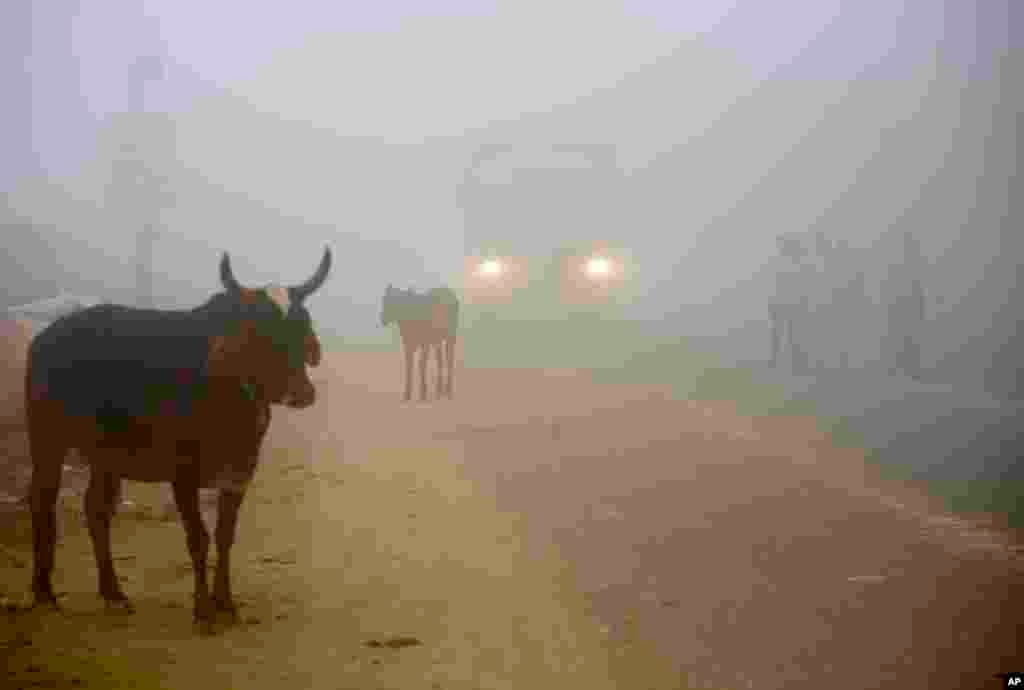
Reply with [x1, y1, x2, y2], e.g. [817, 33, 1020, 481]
[208, 331, 248, 360]
[207, 335, 228, 374]
[208, 332, 254, 377]
[209, 335, 228, 361]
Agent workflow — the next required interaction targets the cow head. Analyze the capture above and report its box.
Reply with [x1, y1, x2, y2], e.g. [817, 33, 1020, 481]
[209, 247, 331, 409]
[380, 284, 415, 328]
[380, 284, 397, 327]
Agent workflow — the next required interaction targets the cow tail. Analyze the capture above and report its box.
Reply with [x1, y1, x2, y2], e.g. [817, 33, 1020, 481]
[449, 297, 460, 338]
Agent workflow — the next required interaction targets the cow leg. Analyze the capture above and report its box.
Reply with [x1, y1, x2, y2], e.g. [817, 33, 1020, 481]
[441, 339, 450, 398]
[446, 338, 455, 399]
[434, 344, 444, 399]
[403, 345, 414, 402]
[211, 488, 244, 623]
[84, 468, 133, 611]
[419, 345, 429, 401]
[28, 436, 65, 609]
[172, 476, 214, 634]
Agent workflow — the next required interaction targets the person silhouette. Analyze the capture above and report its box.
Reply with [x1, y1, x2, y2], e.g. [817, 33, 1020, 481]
[769, 233, 810, 373]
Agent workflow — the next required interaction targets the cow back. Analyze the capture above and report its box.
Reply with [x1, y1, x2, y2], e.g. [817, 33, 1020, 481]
[28, 304, 212, 420]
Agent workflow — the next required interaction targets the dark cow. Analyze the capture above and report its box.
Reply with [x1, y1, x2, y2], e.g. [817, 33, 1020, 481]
[25, 247, 331, 634]
[380, 285, 459, 401]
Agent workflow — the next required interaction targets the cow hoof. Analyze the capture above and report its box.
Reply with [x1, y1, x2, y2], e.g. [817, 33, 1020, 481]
[194, 619, 215, 636]
[104, 599, 135, 615]
[31, 598, 61, 613]
[194, 598, 216, 635]
[213, 600, 240, 624]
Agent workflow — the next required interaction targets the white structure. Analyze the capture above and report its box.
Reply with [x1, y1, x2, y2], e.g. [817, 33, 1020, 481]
[5, 293, 104, 333]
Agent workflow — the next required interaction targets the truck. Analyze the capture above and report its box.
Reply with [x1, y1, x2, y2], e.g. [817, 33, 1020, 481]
[456, 143, 636, 322]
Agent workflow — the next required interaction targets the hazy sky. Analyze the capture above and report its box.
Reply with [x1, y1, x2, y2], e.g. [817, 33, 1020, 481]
[2, 1, 1018, 356]
[4, 0, 1011, 188]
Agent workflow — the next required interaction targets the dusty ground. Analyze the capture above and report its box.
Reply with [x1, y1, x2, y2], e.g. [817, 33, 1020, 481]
[2, 350, 1022, 689]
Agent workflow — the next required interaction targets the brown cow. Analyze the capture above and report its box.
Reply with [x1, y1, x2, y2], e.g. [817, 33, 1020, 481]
[25, 248, 330, 634]
[380, 285, 459, 401]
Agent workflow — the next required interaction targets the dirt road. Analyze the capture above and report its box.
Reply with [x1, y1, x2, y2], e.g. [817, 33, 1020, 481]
[3, 351, 1022, 689]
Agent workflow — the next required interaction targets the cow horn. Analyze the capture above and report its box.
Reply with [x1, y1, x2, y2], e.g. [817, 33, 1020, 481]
[220, 252, 243, 292]
[290, 247, 332, 302]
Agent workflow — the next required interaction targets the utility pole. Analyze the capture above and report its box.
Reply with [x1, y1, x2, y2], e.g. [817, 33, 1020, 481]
[134, 53, 165, 310]
[108, 50, 174, 310]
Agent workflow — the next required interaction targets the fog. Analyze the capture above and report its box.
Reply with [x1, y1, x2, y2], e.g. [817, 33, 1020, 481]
[2, 1, 1021, 397]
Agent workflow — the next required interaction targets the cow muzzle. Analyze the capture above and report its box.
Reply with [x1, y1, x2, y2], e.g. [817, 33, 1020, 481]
[282, 377, 316, 408]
